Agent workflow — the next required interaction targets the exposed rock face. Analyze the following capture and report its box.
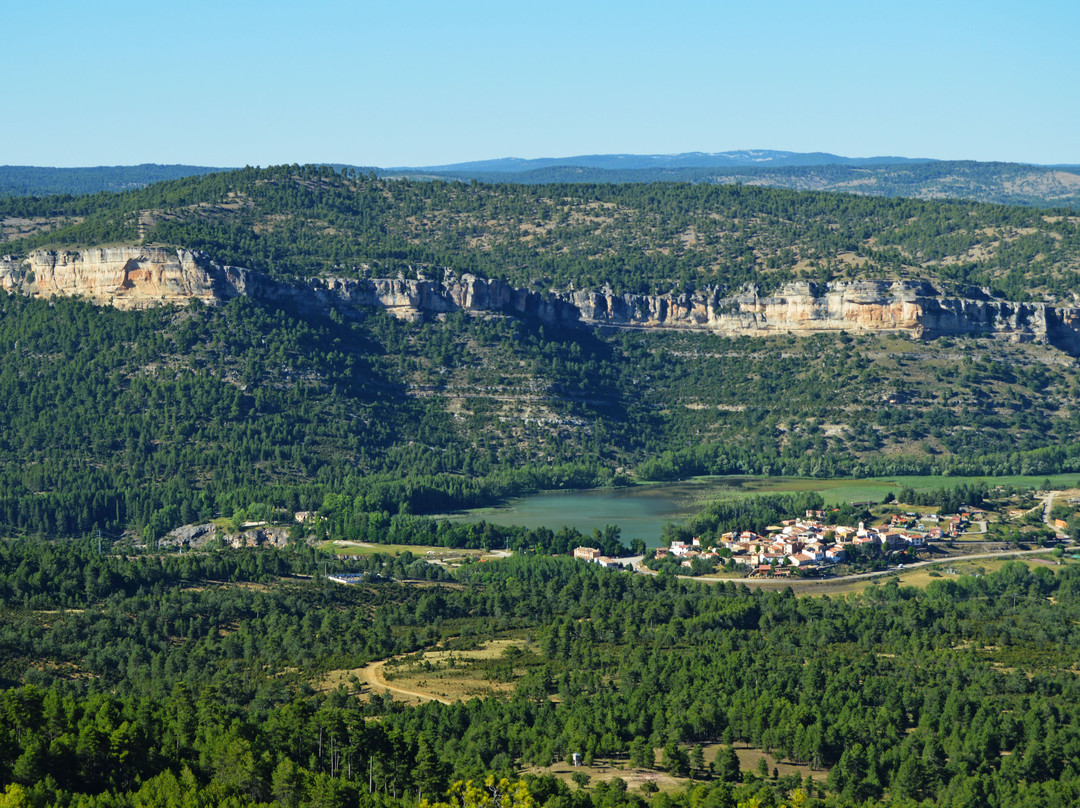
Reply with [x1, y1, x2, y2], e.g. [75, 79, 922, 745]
[229, 525, 290, 550]
[161, 522, 217, 548]
[0, 247, 231, 308]
[2, 247, 1079, 353]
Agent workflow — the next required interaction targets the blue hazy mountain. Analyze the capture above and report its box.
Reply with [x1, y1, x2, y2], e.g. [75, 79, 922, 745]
[5, 153, 1078, 208]
[391, 150, 932, 173]
[0, 164, 233, 197]
[381, 155, 1080, 208]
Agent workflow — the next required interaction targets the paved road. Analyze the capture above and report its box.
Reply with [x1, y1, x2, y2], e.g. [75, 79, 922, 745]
[630, 545, 1069, 588]
[1043, 492, 1057, 525]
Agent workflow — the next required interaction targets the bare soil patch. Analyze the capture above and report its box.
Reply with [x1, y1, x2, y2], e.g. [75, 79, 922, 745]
[522, 744, 828, 794]
[521, 761, 686, 793]
[1053, 170, 1080, 188]
[722, 744, 829, 782]
[320, 638, 530, 703]
[321, 540, 491, 566]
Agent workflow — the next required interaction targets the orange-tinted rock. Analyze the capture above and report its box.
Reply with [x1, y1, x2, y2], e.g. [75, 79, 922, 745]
[2, 248, 1078, 353]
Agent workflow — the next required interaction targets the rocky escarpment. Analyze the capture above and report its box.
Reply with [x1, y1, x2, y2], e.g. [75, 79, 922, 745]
[0, 247, 229, 308]
[2, 247, 1079, 353]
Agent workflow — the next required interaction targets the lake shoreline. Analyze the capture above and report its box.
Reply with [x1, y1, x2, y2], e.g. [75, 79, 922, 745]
[431, 472, 1080, 547]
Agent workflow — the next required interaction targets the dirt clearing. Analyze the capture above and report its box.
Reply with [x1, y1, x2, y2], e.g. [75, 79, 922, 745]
[320, 638, 533, 703]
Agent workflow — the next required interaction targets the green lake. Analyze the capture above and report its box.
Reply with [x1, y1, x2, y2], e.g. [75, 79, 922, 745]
[440, 472, 1080, 547]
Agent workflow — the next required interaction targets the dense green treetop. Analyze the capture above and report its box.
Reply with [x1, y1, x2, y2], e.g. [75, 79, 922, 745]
[5, 166, 1080, 808]
[3, 540, 1080, 807]
[0, 289, 1078, 540]
[1, 165, 1080, 540]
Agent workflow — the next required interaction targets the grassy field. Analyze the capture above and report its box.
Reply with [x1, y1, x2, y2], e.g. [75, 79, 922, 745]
[378, 638, 530, 701]
[883, 554, 1064, 588]
[522, 743, 827, 795]
[684, 473, 1080, 506]
[521, 761, 686, 794]
[722, 744, 827, 783]
[321, 637, 535, 703]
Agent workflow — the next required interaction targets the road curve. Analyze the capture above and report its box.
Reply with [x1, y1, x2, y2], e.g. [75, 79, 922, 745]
[360, 657, 453, 704]
[634, 545, 1067, 588]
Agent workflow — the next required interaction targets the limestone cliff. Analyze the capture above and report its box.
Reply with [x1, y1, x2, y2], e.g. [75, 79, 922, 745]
[0, 247, 231, 309]
[2, 247, 1079, 353]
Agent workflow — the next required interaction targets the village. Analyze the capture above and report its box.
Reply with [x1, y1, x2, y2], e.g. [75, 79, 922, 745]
[574, 507, 981, 578]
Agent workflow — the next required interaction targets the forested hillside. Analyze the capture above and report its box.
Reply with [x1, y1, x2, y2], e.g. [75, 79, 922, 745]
[3, 165, 1080, 808]
[3, 543, 1080, 807]
[1, 165, 1080, 538]
[3, 165, 1080, 302]
[1, 289, 1079, 540]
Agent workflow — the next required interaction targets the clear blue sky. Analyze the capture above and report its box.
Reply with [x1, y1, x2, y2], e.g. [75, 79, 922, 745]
[3, 0, 1077, 167]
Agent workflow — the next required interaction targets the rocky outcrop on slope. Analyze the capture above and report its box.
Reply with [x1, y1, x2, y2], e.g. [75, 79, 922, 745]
[0, 247, 230, 308]
[2, 247, 1079, 353]
[161, 522, 217, 549]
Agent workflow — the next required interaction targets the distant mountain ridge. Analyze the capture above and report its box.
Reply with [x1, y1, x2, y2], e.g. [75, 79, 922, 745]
[0, 163, 233, 198]
[393, 160, 1080, 209]
[391, 150, 932, 173]
[3, 151, 1079, 208]
[381, 152, 1080, 208]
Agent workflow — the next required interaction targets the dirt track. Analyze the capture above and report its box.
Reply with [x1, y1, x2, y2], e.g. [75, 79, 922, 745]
[354, 658, 452, 704]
